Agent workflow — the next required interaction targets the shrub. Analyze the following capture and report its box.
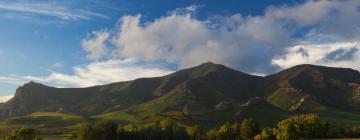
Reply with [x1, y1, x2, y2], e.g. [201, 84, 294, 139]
[1, 128, 41, 140]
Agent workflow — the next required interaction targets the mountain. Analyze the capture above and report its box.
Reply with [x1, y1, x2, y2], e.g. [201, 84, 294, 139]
[0, 62, 263, 117]
[1, 62, 360, 129]
[266, 64, 360, 112]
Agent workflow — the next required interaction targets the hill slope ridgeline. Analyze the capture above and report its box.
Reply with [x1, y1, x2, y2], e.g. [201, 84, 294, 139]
[0, 62, 360, 127]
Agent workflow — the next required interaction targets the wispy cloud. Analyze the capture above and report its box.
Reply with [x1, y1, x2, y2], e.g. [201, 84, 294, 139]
[52, 62, 64, 68]
[0, 2, 108, 21]
[0, 76, 27, 85]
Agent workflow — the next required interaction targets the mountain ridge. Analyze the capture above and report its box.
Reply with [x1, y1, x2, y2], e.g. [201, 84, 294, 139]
[1, 62, 360, 128]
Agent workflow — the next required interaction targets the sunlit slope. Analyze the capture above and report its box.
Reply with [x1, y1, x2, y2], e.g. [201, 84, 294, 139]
[266, 64, 360, 113]
[1, 112, 85, 128]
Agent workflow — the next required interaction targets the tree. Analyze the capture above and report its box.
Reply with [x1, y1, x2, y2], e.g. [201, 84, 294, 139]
[77, 121, 118, 140]
[77, 123, 96, 140]
[275, 119, 299, 140]
[192, 125, 202, 140]
[260, 128, 276, 140]
[217, 122, 236, 140]
[114, 120, 192, 140]
[239, 118, 259, 140]
[268, 114, 330, 140]
[93, 120, 118, 140]
[3, 128, 41, 140]
[299, 114, 328, 138]
[206, 129, 218, 140]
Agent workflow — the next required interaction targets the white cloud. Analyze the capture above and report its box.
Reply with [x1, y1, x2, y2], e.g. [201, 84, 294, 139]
[109, 1, 360, 74]
[0, 59, 173, 88]
[266, 0, 334, 25]
[250, 72, 266, 77]
[0, 2, 108, 21]
[272, 42, 360, 70]
[0, 95, 13, 103]
[82, 31, 110, 61]
[53, 62, 64, 68]
[112, 12, 288, 73]
[266, 0, 360, 40]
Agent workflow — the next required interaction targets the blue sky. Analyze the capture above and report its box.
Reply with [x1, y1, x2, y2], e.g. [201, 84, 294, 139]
[1, 0, 360, 102]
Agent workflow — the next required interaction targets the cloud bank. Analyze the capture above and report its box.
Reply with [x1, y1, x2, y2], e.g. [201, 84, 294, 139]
[2, 1, 360, 89]
[109, 1, 360, 74]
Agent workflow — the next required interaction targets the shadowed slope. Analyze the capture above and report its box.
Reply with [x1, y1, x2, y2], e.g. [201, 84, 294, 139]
[1, 62, 360, 129]
[0, 62, 263, 119]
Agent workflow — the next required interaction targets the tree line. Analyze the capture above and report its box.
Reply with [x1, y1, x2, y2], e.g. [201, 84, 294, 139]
[77, 120, 192, 140]
[1, 114, 359, 140]
[259, 114, 360, 140]
[76, 114, 360, 140]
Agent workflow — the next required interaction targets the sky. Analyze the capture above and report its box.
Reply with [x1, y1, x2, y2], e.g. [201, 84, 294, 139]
[1, 0, 360, 102]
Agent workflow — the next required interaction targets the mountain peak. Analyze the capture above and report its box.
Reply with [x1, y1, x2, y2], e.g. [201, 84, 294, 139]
[284, 64, 320, 72]
[27, 81, 38, 85]
[23, 81, 45, 87]
[180, 62, 244, 78]
[200, 61, 216, 66]
[17, 81, 49, 93]
[193, 62, 236, 71]
[193, 62, 220, 69]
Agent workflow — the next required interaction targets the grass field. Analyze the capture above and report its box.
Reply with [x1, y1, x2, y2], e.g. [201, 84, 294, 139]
[2, 112, 85, 128]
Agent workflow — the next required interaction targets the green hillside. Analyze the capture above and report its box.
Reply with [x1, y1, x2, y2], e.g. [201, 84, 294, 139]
[0, 62, 360, 137]
[2, 112, 85, 128]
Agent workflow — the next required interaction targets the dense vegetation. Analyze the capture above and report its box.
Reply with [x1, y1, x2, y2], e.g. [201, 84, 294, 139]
[76, 119, 257, 140]
[2, 115, 359, 139]
[74, 115, 360, 140]
[260, 114, 360, 140]
[0, 128, 41, 140]
[206, 118, 260, 140]
[77, 120, 192, 140]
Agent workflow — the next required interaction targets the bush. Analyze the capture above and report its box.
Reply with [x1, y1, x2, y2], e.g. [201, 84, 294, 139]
[205, 118, 259, 140]
[260, 128, 276, 140]
[240, 118, 260, 140]
[77, 121, 118, 140]
[1, 128, 41, 140]
[260, 114, 330, 140]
